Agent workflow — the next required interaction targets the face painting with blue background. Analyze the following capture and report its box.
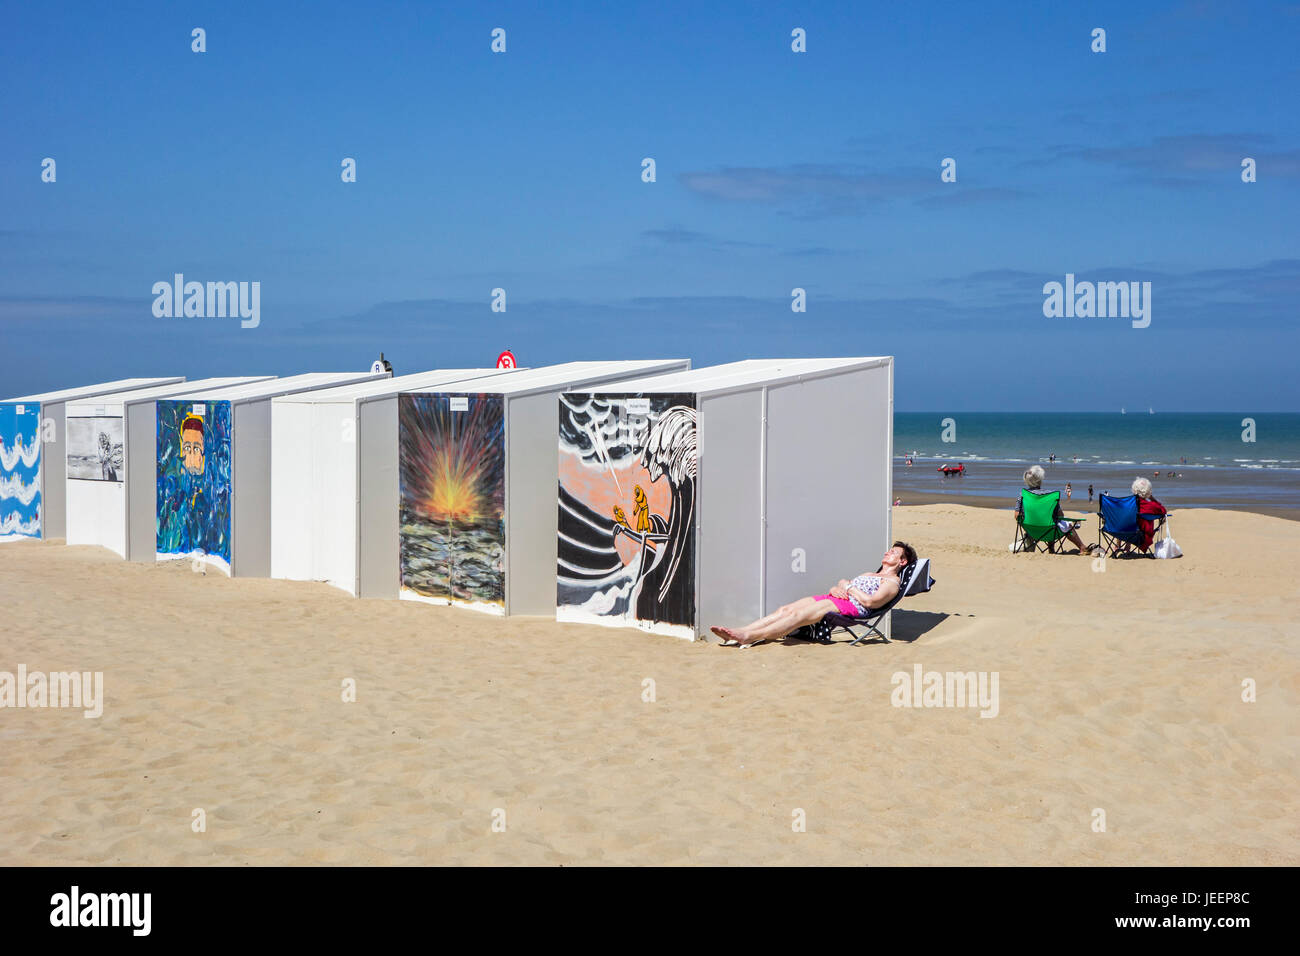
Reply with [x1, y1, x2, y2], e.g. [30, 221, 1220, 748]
[156, 400, 232, 563]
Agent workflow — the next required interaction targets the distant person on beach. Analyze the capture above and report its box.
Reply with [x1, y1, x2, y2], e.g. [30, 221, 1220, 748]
[1088, 483, 1094, 502]
[1015, 466, 1096, 555]
[1116, 477, 1167, 555]
[710, 542, 916, 647]
[1066, 482, 1072, 501]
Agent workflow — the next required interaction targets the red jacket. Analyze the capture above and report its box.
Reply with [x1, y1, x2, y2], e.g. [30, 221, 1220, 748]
[1138, 497, 1166, 550]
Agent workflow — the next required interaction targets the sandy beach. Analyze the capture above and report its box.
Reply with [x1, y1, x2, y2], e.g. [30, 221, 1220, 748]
[2, 503, 1296, 866]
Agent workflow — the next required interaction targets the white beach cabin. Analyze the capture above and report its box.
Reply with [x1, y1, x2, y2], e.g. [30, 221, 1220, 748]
[149, 371, 390, 575]
[396, 360, 692, 614]
[269, 366, 525, 596]
[1, 377, 184, 542]
[64, 377, 276, 558]
[556, 358, 894, 640]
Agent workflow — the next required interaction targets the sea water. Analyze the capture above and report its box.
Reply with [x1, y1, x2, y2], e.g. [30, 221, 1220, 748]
[893, 413, 1300, 509]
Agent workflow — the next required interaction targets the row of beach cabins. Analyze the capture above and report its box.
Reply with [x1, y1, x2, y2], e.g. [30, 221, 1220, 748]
[1, 358, 894, 640]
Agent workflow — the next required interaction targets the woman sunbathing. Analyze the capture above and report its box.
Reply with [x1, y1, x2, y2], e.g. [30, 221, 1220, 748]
[711, 541, 917, 647]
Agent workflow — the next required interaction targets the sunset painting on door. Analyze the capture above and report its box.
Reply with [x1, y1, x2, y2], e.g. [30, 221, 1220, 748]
[398, 393, 506, 612]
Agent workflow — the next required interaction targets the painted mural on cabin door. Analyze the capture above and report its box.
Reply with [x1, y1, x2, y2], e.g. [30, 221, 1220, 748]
[556, 392, 697, 638]
[397, 393, 506, 612]
[0, 403, 42, 540]
[156, 400, 233, 569]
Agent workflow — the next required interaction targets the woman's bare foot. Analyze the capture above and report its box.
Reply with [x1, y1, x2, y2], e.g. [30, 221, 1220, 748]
[711, 625, 745, 646]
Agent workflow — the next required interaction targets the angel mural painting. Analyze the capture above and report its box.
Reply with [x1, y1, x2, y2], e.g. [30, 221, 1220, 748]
[557, 394, 697, 638]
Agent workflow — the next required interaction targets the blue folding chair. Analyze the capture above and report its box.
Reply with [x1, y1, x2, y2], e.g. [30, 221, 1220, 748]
[1098, 493, 1167, 556]
[794, 558, 936, 646]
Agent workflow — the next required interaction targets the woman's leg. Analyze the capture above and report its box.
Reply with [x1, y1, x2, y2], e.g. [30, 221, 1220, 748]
[711, 595, 820, 641]
[725, 598, 842, 646]
[751, 595, 819, 627]
[1065, 525, 1091, 553]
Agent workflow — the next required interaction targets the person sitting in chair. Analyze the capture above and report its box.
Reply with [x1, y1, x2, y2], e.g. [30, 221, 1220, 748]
[1116, 476, 1167, 555]
[1015, 465, 1095, 555]
[710, 541, 917, 647]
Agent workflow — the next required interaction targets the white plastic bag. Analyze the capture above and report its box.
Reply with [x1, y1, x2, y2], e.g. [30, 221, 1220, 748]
[1153, 518, 1182, 559]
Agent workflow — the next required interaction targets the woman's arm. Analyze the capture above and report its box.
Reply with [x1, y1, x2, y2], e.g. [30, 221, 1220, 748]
[848, 578, 900, 610]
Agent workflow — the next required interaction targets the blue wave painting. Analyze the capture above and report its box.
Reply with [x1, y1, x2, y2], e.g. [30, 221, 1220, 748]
[0, 402, 42, 539]
[156, 399, 232, 566]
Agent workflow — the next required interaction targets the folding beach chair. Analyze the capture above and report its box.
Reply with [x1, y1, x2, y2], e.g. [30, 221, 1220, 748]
[1013, 489, 1085, 554]
[794, 558, 936, 647]
[1097, 493, 1168, 557]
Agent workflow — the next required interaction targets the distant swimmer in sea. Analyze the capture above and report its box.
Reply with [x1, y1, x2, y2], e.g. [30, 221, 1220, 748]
[1088, 483, 1094, 502]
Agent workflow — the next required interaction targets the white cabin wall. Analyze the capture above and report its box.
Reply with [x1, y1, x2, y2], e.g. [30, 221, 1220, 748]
[125, 401, 159, 563]
[231, 400, 273, 577]
[269, 401, 315, 580]
[356, 395, 399, 598]
[42, 400, 69, 539]
[762, 365, 893, 636]
[503, 391, 564, 616]
[313, 402, 360, 592]
[695, 390, 764, 638]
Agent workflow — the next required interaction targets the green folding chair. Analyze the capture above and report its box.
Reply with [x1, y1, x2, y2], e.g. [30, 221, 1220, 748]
[1014, 489, 1085, 554]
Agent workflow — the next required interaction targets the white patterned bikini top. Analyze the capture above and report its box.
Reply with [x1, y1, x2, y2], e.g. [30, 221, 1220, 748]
[846, 574, 884, 614]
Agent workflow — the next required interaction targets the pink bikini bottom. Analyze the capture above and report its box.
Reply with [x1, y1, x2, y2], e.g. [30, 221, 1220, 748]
[815, 595, 861, 616]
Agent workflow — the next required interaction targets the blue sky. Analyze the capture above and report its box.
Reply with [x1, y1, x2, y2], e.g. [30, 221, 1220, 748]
[2, 0, 1297, 409]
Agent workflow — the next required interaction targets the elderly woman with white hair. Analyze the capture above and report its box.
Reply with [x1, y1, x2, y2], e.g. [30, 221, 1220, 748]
[1119, 475, 1168, 554]
[1014, 465, 1095, 555]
